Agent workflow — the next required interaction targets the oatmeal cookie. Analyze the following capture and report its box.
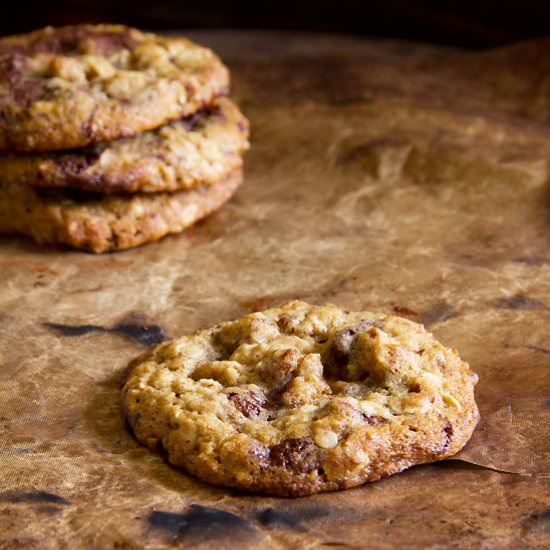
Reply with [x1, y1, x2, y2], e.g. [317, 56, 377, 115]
[122, 300, 479, 496]
[0, 169, 241, 252]
[0, 24, 229, 151]
[0, 98, 248, 193]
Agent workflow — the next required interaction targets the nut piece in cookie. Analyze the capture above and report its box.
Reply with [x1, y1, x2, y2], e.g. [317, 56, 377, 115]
[121, 301, 479, 496]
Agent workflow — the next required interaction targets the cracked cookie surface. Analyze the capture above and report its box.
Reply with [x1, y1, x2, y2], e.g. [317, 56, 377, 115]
[0, 98, 248, 193]
[122, 301, 479, 496]
[0, 24, 229, 152]
[0, 169, 241, 253]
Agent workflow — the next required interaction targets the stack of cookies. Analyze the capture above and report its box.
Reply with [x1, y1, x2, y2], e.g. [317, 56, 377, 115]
[0, 25, 249, 252]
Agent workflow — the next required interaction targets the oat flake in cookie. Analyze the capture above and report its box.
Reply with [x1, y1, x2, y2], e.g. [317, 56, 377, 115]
[122, 301, 479, 496]
[0, 24, 229, 152]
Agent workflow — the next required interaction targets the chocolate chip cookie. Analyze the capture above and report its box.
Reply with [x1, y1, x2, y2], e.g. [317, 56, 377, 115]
[0, 169, 241, 252]
[122, 301, 479, 496]
[0, 98, 248, 193]
[0, 25, 229, 152]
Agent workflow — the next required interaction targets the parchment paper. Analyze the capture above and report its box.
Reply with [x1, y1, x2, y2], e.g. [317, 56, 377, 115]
[0, 31, 548, 549]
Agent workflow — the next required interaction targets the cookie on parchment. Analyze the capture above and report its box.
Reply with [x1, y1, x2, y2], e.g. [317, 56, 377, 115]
[0, 169, 241, 253]
[0, 24, 229, 152]
[122, 300, 479, 496]
[0, 98, 249, 193]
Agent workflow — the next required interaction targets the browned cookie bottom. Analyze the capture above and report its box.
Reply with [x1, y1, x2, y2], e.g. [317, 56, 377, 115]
[0, 169, 241, 252]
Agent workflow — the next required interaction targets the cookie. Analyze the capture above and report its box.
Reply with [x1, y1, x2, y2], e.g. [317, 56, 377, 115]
[0, 169, 241, 252]
[122, 300, 479, 496]
[0, 24, 229, 152]
[0, 98, 249, 193]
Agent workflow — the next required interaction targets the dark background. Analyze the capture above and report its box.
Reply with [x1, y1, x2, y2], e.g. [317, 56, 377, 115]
[1, 1, 549, 49]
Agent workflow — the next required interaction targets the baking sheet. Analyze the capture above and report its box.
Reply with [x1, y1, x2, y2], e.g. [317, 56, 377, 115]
[0, 31, 548, 549]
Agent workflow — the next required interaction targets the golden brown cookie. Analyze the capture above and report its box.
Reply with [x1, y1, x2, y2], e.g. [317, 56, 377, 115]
[0, 24, 229, 152]
[122, 301, 479, 496]
[0, 98, 248, 193]
[0, 169, 241, 253]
